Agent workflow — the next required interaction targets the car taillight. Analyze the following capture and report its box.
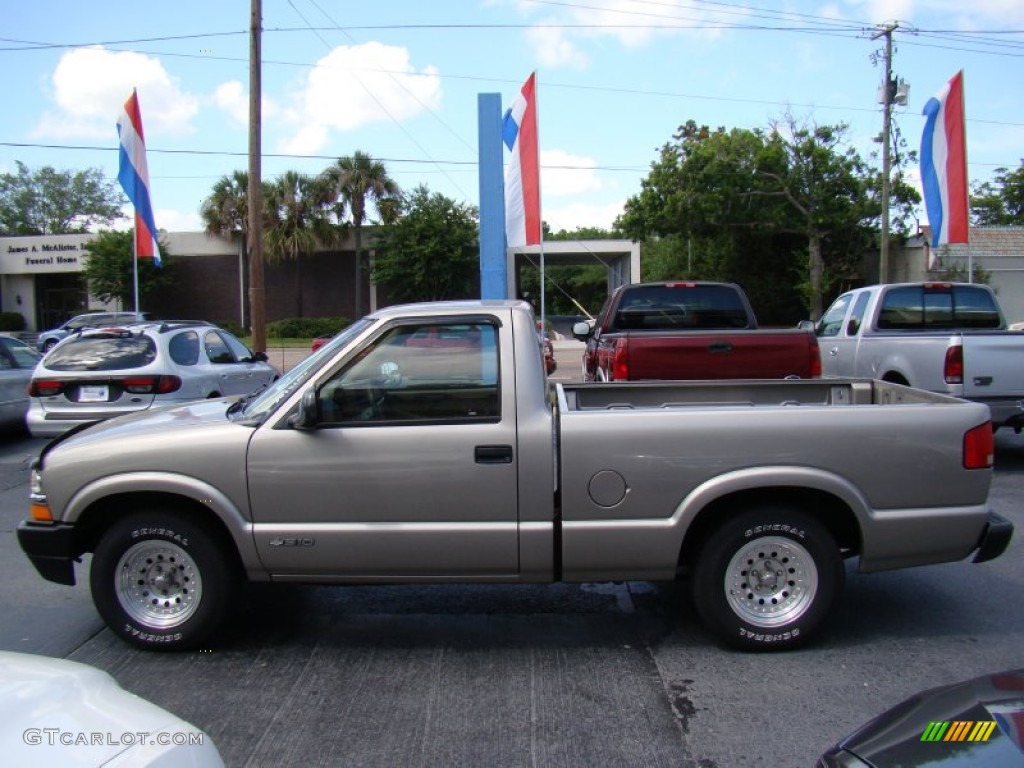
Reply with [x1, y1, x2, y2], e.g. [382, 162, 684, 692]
[612, 338, 629, 381]
[122, 376, 182, 394]
[963, 423, 994, 469]
[29, 380, 64, 397]
[944, 344, 964, 384]
[156, 375, 182, 394]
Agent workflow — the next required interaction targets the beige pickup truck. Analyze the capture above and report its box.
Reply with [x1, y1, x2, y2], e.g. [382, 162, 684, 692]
[18, 301, 1012, 651]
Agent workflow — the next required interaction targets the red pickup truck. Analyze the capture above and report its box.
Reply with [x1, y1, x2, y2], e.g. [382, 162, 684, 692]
[572, 281, 821, 382]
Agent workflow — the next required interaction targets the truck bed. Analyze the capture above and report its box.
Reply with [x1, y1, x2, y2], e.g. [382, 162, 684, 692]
[553, 378, 992, 580]
[558, 378, 959, 411]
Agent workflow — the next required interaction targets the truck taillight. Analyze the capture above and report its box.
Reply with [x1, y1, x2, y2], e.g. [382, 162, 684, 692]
[612, 338, 629, 381]
[944, 344, 964, 384]
[809, 338, 822, 378]
[963, 423, 994, 469]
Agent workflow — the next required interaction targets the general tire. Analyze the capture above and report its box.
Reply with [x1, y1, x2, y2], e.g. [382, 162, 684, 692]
[90, 510, 236, 651]
[692, 507, 843, 651]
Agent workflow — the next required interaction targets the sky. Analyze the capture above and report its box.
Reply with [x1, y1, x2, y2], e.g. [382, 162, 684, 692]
[1, 0, 1022, 237]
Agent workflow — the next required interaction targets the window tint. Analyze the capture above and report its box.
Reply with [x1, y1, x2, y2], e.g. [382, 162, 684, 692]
[168, 331, 200, 366]
[317, 321, 500, 424]
[8, 343, 41, 368]
[613, 285, 750, 330]
[44, 333, 157, 371]
[204, 331, 234, 364]
[0, 337, 39, 368]
[878, 286, 1002, 330]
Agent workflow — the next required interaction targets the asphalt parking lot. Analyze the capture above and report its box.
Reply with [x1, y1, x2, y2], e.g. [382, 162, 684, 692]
[1, 348, 1021, 767]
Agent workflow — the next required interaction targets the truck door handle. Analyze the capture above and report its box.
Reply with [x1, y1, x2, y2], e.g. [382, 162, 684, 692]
[708, 341, 733, 353]
[830, 347, 839, 356]
[475, 445, 513, 464]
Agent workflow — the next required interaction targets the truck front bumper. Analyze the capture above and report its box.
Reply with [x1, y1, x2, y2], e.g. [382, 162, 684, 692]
[17, 521, 79, 585]
[973, 510, 1014, 563]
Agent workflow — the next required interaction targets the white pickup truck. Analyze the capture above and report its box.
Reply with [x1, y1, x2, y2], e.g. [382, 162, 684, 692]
[812, 282, 1024, 430]
[18, 300, 1012, 652]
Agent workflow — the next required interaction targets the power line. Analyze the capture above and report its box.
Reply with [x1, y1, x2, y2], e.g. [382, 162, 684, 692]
[0, 141, 1014, 173]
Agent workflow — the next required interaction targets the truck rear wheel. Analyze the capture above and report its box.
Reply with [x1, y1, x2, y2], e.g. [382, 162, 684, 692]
[692, 507, 843, 650]
[90, 510, 236, 651]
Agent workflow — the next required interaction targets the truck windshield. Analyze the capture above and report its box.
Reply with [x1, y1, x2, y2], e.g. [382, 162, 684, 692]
[233, 318, 375, 423]
[878, 286, 1003, 330]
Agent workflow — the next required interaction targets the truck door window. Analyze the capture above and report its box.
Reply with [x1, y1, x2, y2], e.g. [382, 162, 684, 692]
[818, 293, 852, 337]
[317, 321, 500, 425]
[845, 293, 871, 336]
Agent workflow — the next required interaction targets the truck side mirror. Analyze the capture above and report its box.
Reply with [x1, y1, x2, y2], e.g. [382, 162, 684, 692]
[288, 389, 320, 430]
[572, 321, 594, 341]
[797, 320, 816, 332]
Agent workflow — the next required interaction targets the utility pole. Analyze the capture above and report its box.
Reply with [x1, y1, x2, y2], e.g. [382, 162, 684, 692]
[248, 0, 266, 352]
[872, 21, 898, 285]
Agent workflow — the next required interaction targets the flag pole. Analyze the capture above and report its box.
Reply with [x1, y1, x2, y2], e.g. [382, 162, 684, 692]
[960, 72, 972, 282]
[132, 217, 140, 313]
[534, 71, 546, 336]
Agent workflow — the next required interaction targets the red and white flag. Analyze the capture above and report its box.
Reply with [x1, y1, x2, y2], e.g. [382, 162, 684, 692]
[920, 70, 968, 247]
[117, 89, 162, 265]
[502, 73, 541, 247]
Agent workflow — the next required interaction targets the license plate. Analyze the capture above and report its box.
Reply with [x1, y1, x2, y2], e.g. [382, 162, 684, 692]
[78, 384, 109, 402]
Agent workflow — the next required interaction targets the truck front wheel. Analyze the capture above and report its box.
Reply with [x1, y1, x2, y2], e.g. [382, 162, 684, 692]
[90, 510, 236, 651]
[692, 508, 843, 650]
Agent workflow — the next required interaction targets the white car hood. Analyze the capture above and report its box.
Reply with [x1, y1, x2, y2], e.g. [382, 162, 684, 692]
[0, 652, 223, 767]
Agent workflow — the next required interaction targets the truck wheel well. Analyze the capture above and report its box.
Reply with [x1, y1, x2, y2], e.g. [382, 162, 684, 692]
[881, 372, 909, 386]
[73, 492, 241, 573]
[678, 487, 861, 574]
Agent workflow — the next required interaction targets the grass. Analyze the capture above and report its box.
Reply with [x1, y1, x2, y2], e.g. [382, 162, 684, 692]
[241, 337, 312, 348]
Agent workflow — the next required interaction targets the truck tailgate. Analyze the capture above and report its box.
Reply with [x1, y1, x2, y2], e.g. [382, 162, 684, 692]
[961, 332, 1024, 399]
[623, 331, 816, 380]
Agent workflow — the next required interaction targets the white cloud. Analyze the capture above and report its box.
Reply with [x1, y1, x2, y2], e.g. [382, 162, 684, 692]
[520, 0, 742, 64]
[544, 199, 626, 233]
[155, 207, 202, 234]
[33, 46, 198, 140]
[541, 149, 605, 196]
[526, 23, 589, 69]
[112, 206, 200, 234]
[278, 42, 442, 155]
[213, 81, 279, 128]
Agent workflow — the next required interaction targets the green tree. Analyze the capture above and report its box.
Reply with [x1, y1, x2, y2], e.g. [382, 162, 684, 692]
[0, 161, 124, 235]
[518, 226, 620, 317]
[322, 151, 401, 316]
[371, 185, 478, 302]
[971, 161, 1024, 225]
[265, 171, 336, 318]
[758, 118, 876, 318]
[618, 118, 880, 320]
[82, 230, 174, 310]
[201, 170, 252, 243]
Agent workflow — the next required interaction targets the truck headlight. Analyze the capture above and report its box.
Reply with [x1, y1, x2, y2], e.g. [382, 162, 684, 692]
[30, 467, 43, 496]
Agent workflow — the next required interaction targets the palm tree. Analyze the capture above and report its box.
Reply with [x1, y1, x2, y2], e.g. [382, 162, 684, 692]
[201, 170, 251, 242]
[202, 171, 265, 329]
[265, 171, 335, 318]
[322, 151, 401, 316]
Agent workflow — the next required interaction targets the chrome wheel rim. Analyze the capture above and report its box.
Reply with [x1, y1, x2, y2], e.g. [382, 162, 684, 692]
[116, 540, 202, 629]
[724, 536, 818, 628]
